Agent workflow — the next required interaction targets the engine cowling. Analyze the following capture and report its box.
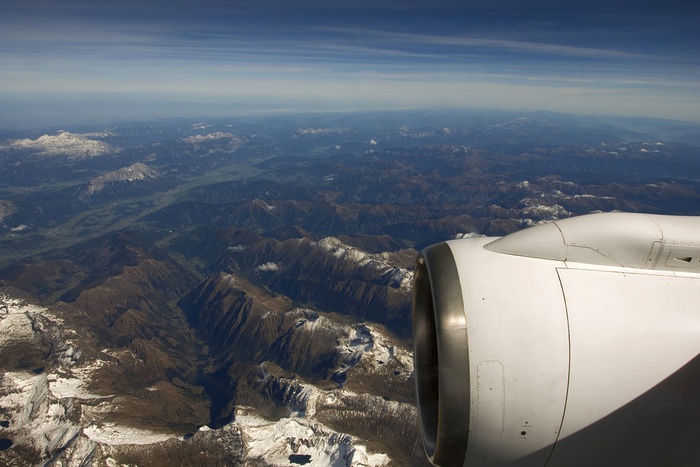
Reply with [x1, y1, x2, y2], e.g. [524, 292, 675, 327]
[413, 212, 700, 466]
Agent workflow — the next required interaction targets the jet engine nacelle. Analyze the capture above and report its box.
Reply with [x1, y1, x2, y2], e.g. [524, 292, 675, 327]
[413, 212, 700, 466]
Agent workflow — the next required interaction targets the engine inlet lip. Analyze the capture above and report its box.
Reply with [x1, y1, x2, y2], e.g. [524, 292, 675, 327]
[413, 242, 470, 467]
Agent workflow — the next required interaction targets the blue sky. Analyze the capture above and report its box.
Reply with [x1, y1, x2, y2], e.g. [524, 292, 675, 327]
[2, 0, 700, 124]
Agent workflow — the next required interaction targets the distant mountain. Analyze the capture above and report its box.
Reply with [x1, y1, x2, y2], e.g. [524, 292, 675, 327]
[179, 132, 247, 151]
[3, 131, 116, 159]
[79, 162, 160, 199]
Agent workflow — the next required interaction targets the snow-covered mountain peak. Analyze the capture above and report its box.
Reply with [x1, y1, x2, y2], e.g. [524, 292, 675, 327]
[80, 162, 160, 199]
[6, 131, 115, 158]
[314, 237, 413, 290]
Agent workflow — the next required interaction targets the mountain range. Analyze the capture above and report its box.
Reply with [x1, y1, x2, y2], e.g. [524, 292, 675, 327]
[0, 110, 698, 465]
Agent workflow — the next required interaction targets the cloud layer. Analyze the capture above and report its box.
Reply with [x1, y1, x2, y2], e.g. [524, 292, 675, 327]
[1, 0, 699, 122]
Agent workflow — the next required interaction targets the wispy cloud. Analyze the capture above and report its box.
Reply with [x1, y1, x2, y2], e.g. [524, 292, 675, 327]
[311, 26, 660, 60]
[0, 0, 698, 122]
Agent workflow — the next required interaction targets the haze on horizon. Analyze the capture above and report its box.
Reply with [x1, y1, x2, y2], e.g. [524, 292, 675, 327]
[2, 0, 699, 127]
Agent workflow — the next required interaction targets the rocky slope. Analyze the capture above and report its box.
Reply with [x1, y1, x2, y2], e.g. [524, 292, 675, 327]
[0, 228, 424, 466]
[180, 270, 422, 465]
[201, 234, 416, 336]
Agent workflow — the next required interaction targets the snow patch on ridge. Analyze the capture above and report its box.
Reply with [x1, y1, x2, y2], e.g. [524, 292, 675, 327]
[235, 406, 389, 466]
[315, 237, 413, 290]
[0, 294, 58, 350]
[83, 423, 176, 446]
[0, 372, 82, 459]
[294, 127, 352, 136]
[48, 374, 109, 400]
[520, 202, 569, 219]
[454, 232, 485, 239]
[0, 307, 36, 349]
[335, 323, 413, 379]
[181, 132, 236, 142]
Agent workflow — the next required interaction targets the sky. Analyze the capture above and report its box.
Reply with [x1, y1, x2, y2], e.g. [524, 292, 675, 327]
[1, 0, 700, 126]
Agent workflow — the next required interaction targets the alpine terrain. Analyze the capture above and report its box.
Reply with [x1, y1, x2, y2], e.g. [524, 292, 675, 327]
[0, 110, 698, 466]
